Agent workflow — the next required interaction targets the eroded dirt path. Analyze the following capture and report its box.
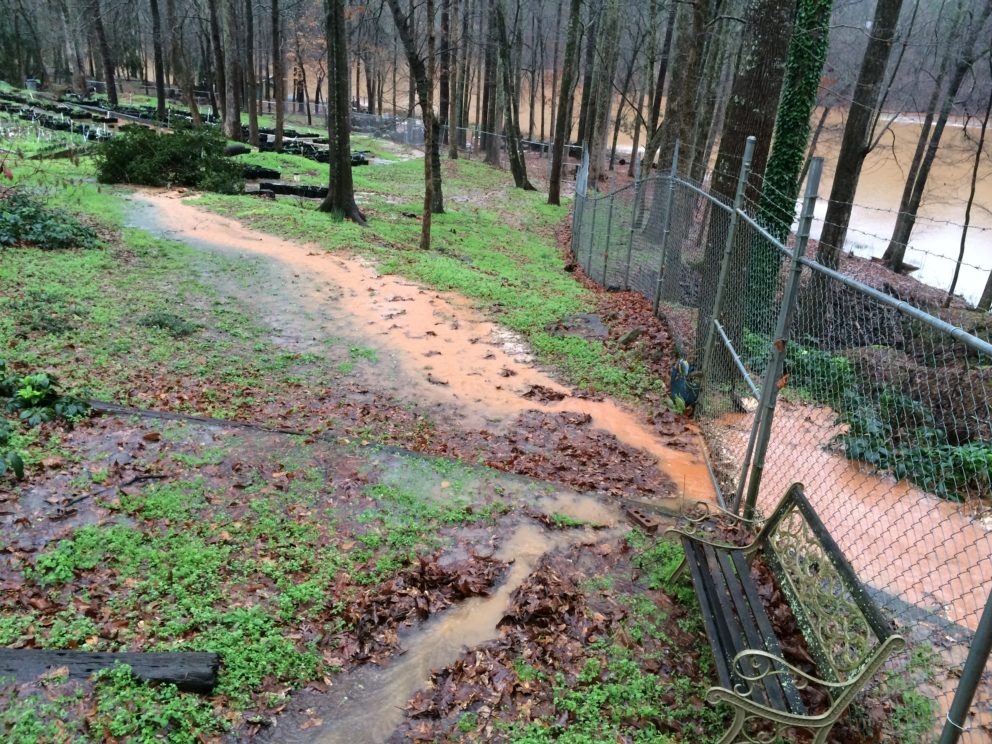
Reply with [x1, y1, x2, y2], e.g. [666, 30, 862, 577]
[125, 190, 715, 507]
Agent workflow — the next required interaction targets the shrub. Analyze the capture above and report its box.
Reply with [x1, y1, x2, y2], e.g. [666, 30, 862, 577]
[0, 360, 90, 480]
[94, 125, 244, 194]
[0, 191, 100, 250]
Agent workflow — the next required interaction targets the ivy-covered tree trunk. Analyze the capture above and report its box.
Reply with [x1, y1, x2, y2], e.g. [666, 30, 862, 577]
[547, 0, 581, 205]
[749, 0, 832, 334]
[817, 0, 904, 268]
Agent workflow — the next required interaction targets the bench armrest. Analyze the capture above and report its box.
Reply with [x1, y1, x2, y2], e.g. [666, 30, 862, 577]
[729, 649, 851, 695]
[663, 500, 763, 551]
[663, 526, 748, 552]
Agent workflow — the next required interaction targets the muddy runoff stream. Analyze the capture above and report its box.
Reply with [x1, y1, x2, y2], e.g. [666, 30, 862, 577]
[124, 190, 715, 506]
[258, 496, 622, 744]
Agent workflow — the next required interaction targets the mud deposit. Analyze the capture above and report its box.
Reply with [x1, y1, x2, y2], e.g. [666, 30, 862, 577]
[124, 191, 714, 507]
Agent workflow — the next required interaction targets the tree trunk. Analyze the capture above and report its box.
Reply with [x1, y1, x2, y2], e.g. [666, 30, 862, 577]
[816, 0, 904, 268]
[643, 0, 707, 173]
[319, 0, 365, 224]
[585, 0, 620, 186]
[222, 0, 242, 139]
[575, 13, 597, 148]
[149, 0, 168, 121]
[58, 0, 87, 95]
[627, 89, 644, 177]
[208, 0, 227, 121]
[386, 0, 444, 250]
[440, 0, 450, 129]
[92, 0, 117, 104]
[549, 0, 562, 140]
[494, 0, 534, 189]
[272, 0, 284, 148]
[693, 0, 796, 358]
[641, 0, 676, 170]
[751, 0, 832, 335]
[165, 0, 202, 126]
[947, 61, 991, 308]
[548, 0, 582, 205]
[884, 0, 992, 272]
[244, 0, 258, 145]
[448, 0, 460, 158]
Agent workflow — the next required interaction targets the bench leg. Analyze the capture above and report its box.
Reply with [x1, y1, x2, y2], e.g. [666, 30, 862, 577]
[717, 706, 745, 744]
[669, 556, 687, 583]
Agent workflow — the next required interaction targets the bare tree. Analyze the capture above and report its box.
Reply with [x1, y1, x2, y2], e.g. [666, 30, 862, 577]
[493, 0, 535, 189]
[386, 0, 444, 250]
[548, 0, 581, 205]
[817, 0, 904, 268]
[883, 0, 992, 271]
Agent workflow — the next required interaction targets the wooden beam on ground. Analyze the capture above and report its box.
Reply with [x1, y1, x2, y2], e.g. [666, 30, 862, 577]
[0, 650, 220, 693]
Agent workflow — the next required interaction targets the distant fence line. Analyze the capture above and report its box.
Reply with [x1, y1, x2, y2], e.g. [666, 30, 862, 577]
[572, 140, 992, 743]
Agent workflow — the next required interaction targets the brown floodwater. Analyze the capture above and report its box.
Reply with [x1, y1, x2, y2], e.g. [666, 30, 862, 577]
[714, 402, 992, 632]
[126, 191, 716, 505]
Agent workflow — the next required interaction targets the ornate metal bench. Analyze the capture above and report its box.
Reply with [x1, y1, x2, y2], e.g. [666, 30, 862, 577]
[666, 482, 906, 744]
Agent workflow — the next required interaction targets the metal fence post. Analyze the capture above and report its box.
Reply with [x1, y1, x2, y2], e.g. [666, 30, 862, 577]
[740, 157, 822, 519]
[700, 136, 755, 379]
[652, 141, 680, 315]
[586, 199, 598, 275]
[939, 589, 992, 744]
[623, 157, 642, 290]
[602, 192, 615, 286]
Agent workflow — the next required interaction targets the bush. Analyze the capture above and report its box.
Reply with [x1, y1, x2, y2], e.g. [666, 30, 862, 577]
[0, 361, 89, 481]
[94, 125, 244, 194]
[0, 191, 100, 250]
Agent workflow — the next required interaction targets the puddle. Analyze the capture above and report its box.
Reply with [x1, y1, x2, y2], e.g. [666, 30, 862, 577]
[261, 521, 615, 744]
[124, 191, 716, 505]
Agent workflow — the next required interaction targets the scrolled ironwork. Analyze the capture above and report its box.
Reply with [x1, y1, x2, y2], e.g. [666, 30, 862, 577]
[766, 506, 877, 676]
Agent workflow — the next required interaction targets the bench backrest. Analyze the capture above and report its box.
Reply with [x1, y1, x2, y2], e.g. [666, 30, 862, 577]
[754, 483, 896, 686]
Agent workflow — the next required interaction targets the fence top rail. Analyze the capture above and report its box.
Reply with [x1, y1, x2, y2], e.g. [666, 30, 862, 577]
[673, 176, 735, 216]
[797, 255, 992, 359]
[659, 172, 992, 360]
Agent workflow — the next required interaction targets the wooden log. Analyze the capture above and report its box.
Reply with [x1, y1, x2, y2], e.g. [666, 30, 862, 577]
[0, 650, 219, 693]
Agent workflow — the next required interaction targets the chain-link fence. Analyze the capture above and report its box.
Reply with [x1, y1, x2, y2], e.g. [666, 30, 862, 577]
[573, 141, 992, 742]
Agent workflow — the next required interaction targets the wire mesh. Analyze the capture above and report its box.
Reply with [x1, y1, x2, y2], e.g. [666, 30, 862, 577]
[573, 154, 992, 740]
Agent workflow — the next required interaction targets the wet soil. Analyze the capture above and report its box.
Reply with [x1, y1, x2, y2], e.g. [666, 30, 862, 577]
[123, 190, 714, 507]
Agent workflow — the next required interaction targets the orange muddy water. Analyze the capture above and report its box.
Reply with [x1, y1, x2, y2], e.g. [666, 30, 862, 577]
[126, 191, 715, 505]
[714, 403, 992, 633]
